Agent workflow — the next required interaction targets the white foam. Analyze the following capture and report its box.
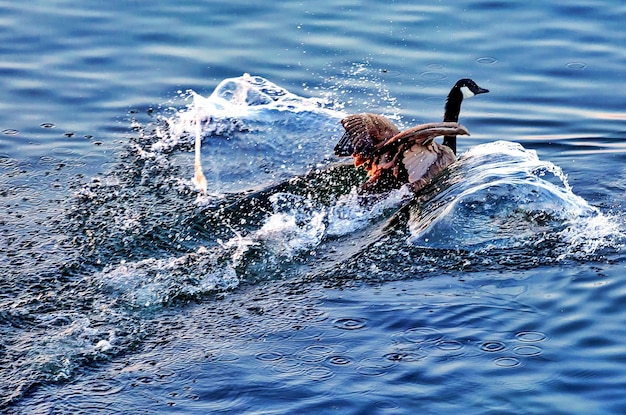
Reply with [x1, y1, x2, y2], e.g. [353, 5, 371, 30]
[147, 74, 345, 196]
[326, 186, 413, 236]
[155, 73, 342, 152]
[94, 247, 240, 308]
[408, 140, 622, 256]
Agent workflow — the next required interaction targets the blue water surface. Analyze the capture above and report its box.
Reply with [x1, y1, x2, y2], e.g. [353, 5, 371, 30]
[2, 1, 626, 414]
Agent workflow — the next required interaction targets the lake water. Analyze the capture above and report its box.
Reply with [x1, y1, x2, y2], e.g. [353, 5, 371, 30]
[2, 1, 626, 414]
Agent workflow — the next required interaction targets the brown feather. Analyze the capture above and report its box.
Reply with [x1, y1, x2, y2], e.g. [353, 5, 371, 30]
[336, 115, 469, 193]
[335, 114, 400, 158]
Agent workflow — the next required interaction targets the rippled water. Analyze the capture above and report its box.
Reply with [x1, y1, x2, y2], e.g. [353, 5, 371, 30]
[2, 1, 626, 414]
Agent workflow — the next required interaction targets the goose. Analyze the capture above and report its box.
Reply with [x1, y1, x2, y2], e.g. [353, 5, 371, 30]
[334, 78, 488, 193]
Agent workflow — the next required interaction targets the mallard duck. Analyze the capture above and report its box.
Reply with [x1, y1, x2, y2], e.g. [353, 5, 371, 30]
[334, 78, 488, 193]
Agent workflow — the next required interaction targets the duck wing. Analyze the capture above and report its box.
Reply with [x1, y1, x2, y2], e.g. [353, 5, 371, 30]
[335, 113, 400, 157]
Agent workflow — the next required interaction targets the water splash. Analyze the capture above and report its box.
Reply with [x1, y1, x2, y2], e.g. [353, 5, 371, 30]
[150, 73, 345, 195]
[5, 73, 624, 409]
[80, 77, 623, 306]
[407, 141, 622, 259]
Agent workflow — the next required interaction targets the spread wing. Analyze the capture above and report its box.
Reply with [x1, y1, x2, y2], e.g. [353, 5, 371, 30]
[334, 113, 400, 157]
[403, 143, 456, 186]
[376, 122, 469, 155]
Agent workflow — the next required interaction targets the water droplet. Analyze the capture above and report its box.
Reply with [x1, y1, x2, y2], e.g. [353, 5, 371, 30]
[213, 353, 240, 363]
[383, 352, 405, 362]
[255, 351, 284, 362]
[480, 341, 506, 352]
[333, 317, 367, 330]
[51, 147, 76, 156]
[566, 62, 587, 70]
[427, 63, 445, 70]
[85, 379, 124, 396]
[513, 345, 542, 357]
[494, 356, 521, 368]
[296, 352, 326, 364]
[40, 122, 56, 129]
[375, 400, 400, 410]
[356, 358, 395, 376]
[516, 331, 546, 342]
[383, 351, 427, 362]
[305, 345, 334, 355]
[402, 327, 443, 344]
[305, 366, 334, 381]
[328, 355, 352, 366]
[272, 358, 304, 375]
[476, 56, 498, 65]
[419, 71, 447, 81]
[2, 129, 19, 135]
[437, 340, 464, 351]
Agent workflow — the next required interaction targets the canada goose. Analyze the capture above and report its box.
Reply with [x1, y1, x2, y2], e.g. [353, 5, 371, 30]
[442, 78, 489, 154]
[334, 78, 488, 193]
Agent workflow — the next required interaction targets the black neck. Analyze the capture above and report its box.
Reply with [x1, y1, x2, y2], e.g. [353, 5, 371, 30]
[442, 87, 463, 155]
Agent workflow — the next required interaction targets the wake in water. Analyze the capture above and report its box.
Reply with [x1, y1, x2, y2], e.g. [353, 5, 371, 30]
[74, 73, 621, 307]
[2, 73, 622, 409]
[408, 140, 619, 258]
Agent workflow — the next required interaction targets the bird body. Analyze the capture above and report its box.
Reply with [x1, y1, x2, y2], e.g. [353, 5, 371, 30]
[335, 79, 488, 193]
[336, 115, 468, 193]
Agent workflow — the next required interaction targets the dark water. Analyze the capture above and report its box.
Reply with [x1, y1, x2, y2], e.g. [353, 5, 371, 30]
[2, 1, 626, 414]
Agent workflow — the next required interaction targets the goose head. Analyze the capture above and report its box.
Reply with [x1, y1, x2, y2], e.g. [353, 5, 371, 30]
[443, 78, 489, 154]
[455, 78, 490, 100]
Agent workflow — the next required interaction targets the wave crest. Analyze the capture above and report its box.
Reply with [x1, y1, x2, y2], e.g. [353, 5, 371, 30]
[408, 141, 621, 258]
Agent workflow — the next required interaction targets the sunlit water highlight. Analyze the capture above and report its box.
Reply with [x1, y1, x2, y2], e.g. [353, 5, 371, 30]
[3, 1, 626, 412]
[3, 74, 624, 413]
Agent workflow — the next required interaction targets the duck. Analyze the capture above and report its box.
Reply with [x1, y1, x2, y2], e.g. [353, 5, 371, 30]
[334, 78, 489, 193]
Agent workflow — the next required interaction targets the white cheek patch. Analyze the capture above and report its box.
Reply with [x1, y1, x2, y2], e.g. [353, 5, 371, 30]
[460, 86, 475, 99]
